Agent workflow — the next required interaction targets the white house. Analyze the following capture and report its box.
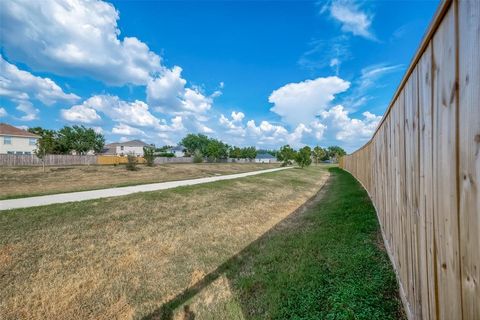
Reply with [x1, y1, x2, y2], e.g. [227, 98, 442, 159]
[167, 146, 185, 157]
[102, 140, 149, 156]
[0, 123, 40, 155]
[255, 153, 277, 163]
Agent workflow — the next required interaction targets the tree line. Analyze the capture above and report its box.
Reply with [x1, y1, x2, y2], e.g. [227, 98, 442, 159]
[180, 134, 257, 162]
[29, 125, 105, 156]
[276, 144, 346, 168]
[29, 127, 346, 167]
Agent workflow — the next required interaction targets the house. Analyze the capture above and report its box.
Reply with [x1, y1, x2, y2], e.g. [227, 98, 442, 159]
[102, 140, 150, 156]
[167, 145, 185, 157]
[255, 153, 276, 163]
[0, 123, 40, 155]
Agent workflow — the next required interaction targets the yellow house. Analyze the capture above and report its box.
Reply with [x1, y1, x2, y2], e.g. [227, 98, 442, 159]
[0, 123, 40, 155]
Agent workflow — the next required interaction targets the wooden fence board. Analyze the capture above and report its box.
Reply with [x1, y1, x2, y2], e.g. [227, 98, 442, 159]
[432, 6, 462, 319]
[458, 1, 480, 318]
[418, 42, 436, 320]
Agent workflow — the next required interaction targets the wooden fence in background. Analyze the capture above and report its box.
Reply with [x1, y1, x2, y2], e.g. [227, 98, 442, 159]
[0, 154, 98, 166]
[154, 157, 193, 164]
[340, 1, 479, 319]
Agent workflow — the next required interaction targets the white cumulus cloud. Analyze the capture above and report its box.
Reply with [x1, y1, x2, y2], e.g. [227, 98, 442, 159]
[60, 104, 101, 124]
[0, 56, 80, 105]
[147, 66, 217, 115]
[0, 0, 162, 85]
[321, 105, 381, 141]
[61, 95, 161, 128]
[112, 123, 146, 136]
[16, 101, 39, 121]
[269, 76, 350, 126]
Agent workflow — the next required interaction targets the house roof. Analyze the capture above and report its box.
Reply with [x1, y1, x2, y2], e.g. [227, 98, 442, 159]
[0, 123, 40, 138]
[105, 139, 148, 147]
[256, 153, 276, 159]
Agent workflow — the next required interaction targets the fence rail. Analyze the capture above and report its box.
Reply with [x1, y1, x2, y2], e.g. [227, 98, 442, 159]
[340, 1, 479, 319]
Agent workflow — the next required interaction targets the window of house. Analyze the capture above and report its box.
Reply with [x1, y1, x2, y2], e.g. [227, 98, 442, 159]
[29, 138, 36, 145]
[7, 151, 14, 154]
[120, 146, 124, 151]
[16, 151, 24, 155]
[4, 136, 12, 144]
[24, 152, 31, 155]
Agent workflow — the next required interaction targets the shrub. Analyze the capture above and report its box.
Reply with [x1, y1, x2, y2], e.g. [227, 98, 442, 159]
[277, 145, 296, 167]
[143, 146, 155, 167]
[193, 149, 203, 163]
[296, 146, 312, 168]
[126, 154, 139, 171]
[156, 152, 175, 157]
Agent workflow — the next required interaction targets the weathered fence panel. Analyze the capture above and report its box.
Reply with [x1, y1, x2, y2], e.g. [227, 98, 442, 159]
[154, 157, 193, 164]
[340, 1, 479, 319]
[0, 154, 98, 166]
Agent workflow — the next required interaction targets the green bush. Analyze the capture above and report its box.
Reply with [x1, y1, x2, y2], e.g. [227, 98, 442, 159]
[156, 152, 175, 158]
[193, 149, 203, 163]
[296, 146, 312, 168]
[143, 146, 155, 167]
[126, 154, 139, 171]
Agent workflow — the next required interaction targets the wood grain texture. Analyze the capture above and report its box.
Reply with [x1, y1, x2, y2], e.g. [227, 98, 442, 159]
[458, 1, 480, 319]
[432, 6, 462, 319]
[340, 1, 478, 318]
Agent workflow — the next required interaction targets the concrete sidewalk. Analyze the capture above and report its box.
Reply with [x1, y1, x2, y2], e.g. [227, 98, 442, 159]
[0, 167, 292, 211]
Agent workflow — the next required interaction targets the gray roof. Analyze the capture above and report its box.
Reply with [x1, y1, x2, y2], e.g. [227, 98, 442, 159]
[105, 139, 148, 147]
[256, 153, 276, 159]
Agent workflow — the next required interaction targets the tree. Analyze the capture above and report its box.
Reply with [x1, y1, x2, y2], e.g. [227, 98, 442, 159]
[180, 134, 211, 156]
[327, 145, 346, 163]
[277, 145, 296, 167]
[296, 146, 312, 168]
[143, 146, 155, 166]
[242, 146, 257, 160]
[229, 146, 242, 159]
[29, 128, 57, 172]
[56, 125, 104, 154]
[312, 146, 326, 165]
[205, 139, 229, 162]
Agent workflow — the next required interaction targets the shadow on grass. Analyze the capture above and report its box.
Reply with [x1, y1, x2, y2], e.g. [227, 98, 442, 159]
[142, 168, 405, 320]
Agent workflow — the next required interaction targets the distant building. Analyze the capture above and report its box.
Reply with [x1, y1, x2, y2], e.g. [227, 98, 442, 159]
[102, 140, 150, 156]
[255, 153, 276, 163]
[0, 123, 40, 155]
[166, 146, 185, 157]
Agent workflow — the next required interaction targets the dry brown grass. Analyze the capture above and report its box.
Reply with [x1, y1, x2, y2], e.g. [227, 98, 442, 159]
[0, 163, 278, 199]
[0, 166, 329, 320]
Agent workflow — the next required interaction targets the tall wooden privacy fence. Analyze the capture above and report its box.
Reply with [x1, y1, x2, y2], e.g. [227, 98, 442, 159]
[340, 1, 479, 319]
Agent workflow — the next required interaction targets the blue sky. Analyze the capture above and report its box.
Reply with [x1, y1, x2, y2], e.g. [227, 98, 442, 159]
[0, 0, 439, 152]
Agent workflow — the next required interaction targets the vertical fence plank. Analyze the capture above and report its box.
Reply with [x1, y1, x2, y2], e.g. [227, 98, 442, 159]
[405, 66, 422, 317]
[418, 42, 437, 320]
[458, 0, 480, 318]
[432, 5, 462, 319]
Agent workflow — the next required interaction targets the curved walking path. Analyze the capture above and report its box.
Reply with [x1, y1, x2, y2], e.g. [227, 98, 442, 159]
[0, 167, 292, 211]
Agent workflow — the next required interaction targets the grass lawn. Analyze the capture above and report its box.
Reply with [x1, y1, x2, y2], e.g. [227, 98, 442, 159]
[0, 166, 404, 319]
[0, 162, 278, 199]
[157, 167, 406, 320]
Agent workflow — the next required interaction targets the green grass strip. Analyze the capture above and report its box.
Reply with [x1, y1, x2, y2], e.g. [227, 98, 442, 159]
[223, 167, 405, 320]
